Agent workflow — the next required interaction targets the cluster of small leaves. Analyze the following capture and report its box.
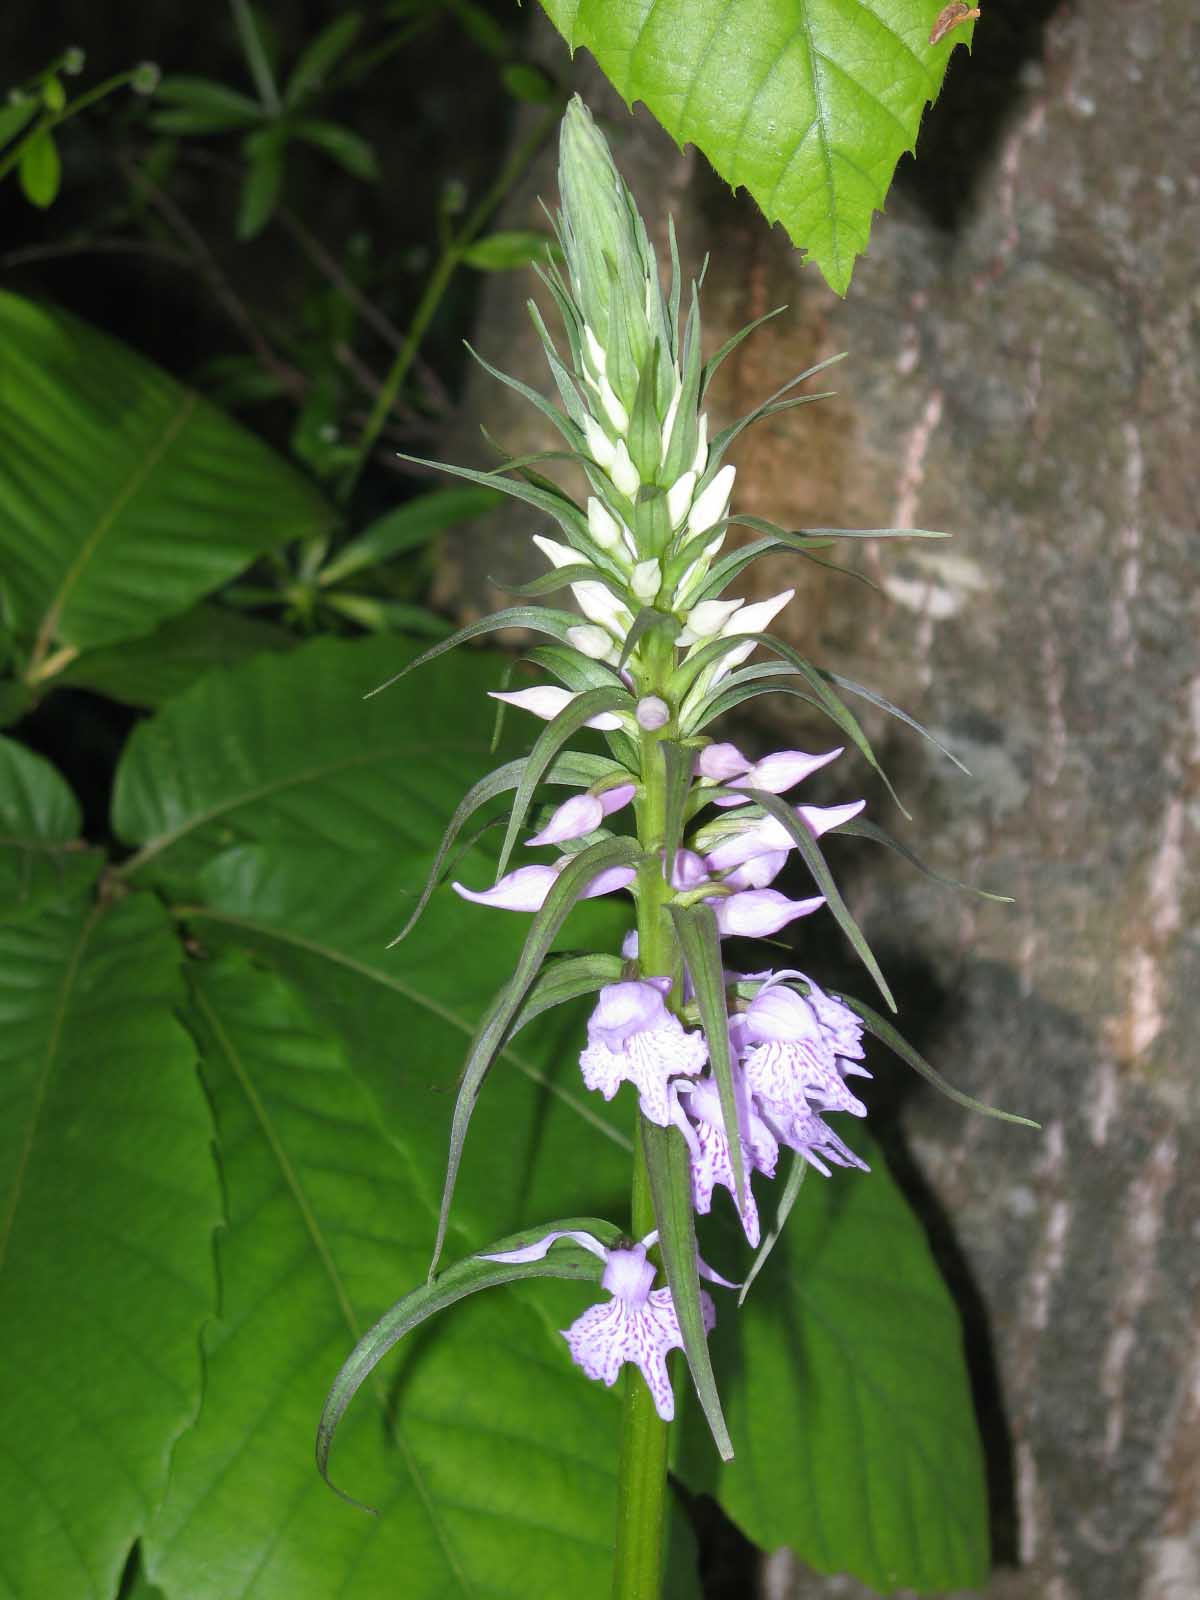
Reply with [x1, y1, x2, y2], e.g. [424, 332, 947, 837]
[0, 47, 158, 208]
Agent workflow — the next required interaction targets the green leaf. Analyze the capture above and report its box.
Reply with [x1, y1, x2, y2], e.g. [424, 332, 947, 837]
[151, 74, 265, 130]
[319, 487, 504, 585]
[144, 954, 632, 1598]
[676, 1129, 990, 1592]
[0, 888, 220, 1600]
[837, 991, 1039, 1128]
[284, 12, 363, 106]
[237, 125, 287, 237]
[668, 902, 743, 1207]
[0, 291, 334, 660]
[737, 1150, 809, 1305]
[292, 117, 380, 181]
[57, 601, 296, 708]
[642, 1119, 733, 1460]
[729, 785, 896, 1011]
[428, 834, 641, 1275]
[0, 97, 38, 149]
[392, 748, 624, 945]
[17, 128, 60, 207]
[318, 1216, 621, 1501]
[361, 605, 596, 700]
[497, 684, 633, 879]
[231, 0, 281, 110]
[0, 736, 98, 914]
[835, 815, 1014, 901]
[539, 0, 963, 294]
[461, 229, 557, 271]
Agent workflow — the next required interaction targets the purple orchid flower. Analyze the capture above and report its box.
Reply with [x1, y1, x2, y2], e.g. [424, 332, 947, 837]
[526, 782, 637, 847]
[480, 1227, 733, 1421]
[579, 978, 708, 1124]
[712, 888, 826, 938]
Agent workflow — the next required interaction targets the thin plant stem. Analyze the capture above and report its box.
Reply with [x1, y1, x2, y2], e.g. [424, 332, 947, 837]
[336, 101, 561, 503]
[611, 1122, 670, 1600]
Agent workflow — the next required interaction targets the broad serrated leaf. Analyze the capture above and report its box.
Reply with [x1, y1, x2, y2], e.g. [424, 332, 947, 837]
[142, 955, 650, 1600]
[539, 0, 966, 293]
[0, 291, 334, 662]
[675, 1128, 990, 1592]
[0, 888, 219, 1600]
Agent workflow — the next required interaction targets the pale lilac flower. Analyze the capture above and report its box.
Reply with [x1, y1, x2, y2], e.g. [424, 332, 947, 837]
[526, 783, 636, 847]
[703, 799, 865, 874]
[712, 888, 826, 939]
[697, 743, 751, 782]
[453, 857, 635, 911]
[711, 746, 844, 807]
[579, 978, 708, 1124]
[668, 848, 709, 891]
[675, 1072, 779, 1246]
[723, 849, 789, 891]
[480, 1227, 722, 1421]
[489, 685, 625, 731]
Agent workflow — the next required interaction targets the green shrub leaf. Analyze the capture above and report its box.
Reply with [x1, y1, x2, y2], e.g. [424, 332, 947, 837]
[0, 291, 334, 667]
[0, 886, 219, 1600]
[676, 1130, 990, 1592]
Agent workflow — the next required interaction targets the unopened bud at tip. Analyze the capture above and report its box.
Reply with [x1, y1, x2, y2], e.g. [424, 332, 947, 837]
[636, 696, 671, 731]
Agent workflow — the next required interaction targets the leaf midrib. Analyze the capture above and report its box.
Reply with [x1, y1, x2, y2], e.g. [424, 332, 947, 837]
[31, 391, 198, 664]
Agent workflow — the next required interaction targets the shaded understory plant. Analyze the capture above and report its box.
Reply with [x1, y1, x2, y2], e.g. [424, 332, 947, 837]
[318, 97, 1031, 1597]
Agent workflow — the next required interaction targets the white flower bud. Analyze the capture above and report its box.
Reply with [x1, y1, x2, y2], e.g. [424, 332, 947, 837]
[611, 439, 640, 500]
[666, 470, 696, 530]
[584, 415, 616, 471]
[587, 496, 623, 552]
[598, 375, 629, 434]
[687, 464, 735, 537]
[568, 624, 620, 661]
[572, 580, 632, 639]
[631, 559, 662, 603]
[691, 414, 709, 476]
[532, 534, 585, 571]
[635, 695, 671, 730]
[583, 325, 607, 380]
[677, 597, 744, 644]
[721, 588, 793, 638]
[659, 378, 683, 465]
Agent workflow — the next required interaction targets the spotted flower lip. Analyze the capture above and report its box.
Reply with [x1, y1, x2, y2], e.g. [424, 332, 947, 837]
[579, 978, 708, 1124]
[480, 1227, 735, 1422]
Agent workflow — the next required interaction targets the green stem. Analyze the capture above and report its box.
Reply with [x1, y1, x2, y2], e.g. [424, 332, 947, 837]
[612, 1122, 670, 1600]
[336, 102, 561, 503]
[611, 704, 678, 1600]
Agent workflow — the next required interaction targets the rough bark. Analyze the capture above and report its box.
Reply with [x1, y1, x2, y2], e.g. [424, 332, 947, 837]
[442, 6, 1200, 1597]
